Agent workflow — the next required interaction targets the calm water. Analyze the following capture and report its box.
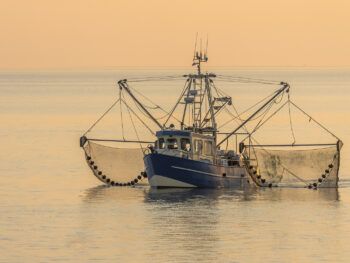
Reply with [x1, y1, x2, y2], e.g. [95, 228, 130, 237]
[1, 69, 350, 262]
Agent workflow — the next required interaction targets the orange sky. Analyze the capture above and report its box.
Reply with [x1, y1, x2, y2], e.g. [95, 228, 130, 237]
[1, 0, 350, 69]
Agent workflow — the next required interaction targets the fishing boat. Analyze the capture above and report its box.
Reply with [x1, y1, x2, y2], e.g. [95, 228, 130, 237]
[80, 46, 343, 189]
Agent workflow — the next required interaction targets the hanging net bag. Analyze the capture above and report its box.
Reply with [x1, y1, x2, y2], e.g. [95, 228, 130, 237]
[79, 78, 183, 186]
[243, 143, 341, 189]
[239, 95, 343, 189]
[208, 77, 343, 190]
[82, 140, 148, 186]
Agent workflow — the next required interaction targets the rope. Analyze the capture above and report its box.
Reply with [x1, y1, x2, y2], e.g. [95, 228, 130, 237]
[216, 75, 282, 85]
[213, 82, 281, 129]
[119, 89, 125, 140]
[287, 93, 296, 144]
[83, 98, 120, 136]
[127, 85, 183, 126]
[128, 84, 161, 109]
[218, 91, 276, 129]
[217, 79, 280, 86]
[245, 101, 289, 139]
[124, 97, 144, 154]
[126, 75, 184, 83]
[249, 87, 287, 134]
[289, 101, 341, 142]
[250, 101, 274, 134]
[213, 79, 287, 131]
[211, 81, 252, 136]
[200, 81, 230, 127]
[163, 78, 190, 126]
[121, 99, 155, 137]
[218, 75, 281, 83]
[127, 82, 183, 125]
[216, 83, 288, 147]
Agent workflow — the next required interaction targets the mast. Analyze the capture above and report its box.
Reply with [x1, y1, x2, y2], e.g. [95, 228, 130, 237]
[141, 37, 222, 138]
[204, 75, 217, 141]
[192, 47, 208, 75]
[181, 78, 193, 129]
[178, 39, 224, 139]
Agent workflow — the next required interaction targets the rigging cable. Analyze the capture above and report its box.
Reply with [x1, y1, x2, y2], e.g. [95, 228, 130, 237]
[289, 101, 341, 142]
[126, 75, 184, 83]
[214, 85, 250, 141]
[216, 78, 279, 86]
[128, 84, 162, 109]
[250, 101, 275, 134]
[211, 81, 251, 135]
[119, 88, 126, 140]
[123, 95, 145, 153]
[249, 89, 286, 134]
[215, 75, 282, 85]
[83, 98, 120, 136]
[215, 83, 286, 128]
[163, 78, 191, 127]
[128, 83, 183, 126]
[287, 92, 296, 145]
[213, 82, 289, 148]
[242, 101, 289, 141]
[217, 90, 276, 129]
[121, 96, 155, 137]
[212, 83, 250, 133]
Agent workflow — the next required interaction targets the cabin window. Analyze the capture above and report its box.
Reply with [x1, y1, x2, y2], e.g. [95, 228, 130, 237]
[158, 138, 165, 149]
[204, 141, 213, 156]
[194, 139, 203, 154]
[180, 138, 191, 151]
[167, 138, 178, 149]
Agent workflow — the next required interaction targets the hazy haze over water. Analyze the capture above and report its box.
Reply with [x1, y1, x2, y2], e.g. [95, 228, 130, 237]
[0, 69, 350, 262]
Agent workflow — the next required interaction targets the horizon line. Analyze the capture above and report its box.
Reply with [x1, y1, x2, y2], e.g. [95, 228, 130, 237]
[1, 65, 350, 72]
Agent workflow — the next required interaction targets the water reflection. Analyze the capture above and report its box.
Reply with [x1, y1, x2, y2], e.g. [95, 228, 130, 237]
[82, 184, 146, 203]
[143, 188, 224, 262]
[146, 188, 229, 203]
[81, 184, 340, 263]
[82, 185, 339, 204]
[252, 187, 339, 202]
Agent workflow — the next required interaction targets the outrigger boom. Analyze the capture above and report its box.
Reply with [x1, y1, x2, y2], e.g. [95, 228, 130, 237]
[217, 82, 289, 147]
[118, 79, 163, 129]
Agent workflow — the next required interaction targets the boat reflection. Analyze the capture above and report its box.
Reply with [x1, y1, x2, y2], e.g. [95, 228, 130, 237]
[144, 187, 258, 203]
[82, 184, 339, 204]
[82, 184, 145, 203]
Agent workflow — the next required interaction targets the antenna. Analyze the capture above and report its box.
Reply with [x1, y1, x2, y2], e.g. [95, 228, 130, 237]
[193, 32, 198, 60]
[205, 35, 208, 61]
[192, 33, 209, 74]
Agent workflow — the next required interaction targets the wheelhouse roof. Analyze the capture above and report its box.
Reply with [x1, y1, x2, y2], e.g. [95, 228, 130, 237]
[156, 130, 191, 137]
[156, 130, 214, 140]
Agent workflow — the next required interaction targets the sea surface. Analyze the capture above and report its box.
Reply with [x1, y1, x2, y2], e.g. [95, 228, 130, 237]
[1, 69, 350, 262]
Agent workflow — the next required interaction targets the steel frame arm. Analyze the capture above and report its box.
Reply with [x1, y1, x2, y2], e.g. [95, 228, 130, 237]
[118, 79, 163, 129]
[216, 82, 289, 147]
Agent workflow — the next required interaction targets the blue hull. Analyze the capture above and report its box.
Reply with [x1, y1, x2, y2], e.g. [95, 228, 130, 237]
[144, 153, 251, 188]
